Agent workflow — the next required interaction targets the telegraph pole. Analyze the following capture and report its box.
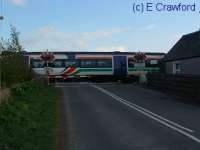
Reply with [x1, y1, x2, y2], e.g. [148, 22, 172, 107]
[0, 0, 3, 21]
[0, 0, 3, 89]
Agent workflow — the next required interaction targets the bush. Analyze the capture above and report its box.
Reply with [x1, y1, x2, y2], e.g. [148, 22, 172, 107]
[11, 81, 39, 97]
[1, 51, 31, 87]
[0, 82, 59, 150]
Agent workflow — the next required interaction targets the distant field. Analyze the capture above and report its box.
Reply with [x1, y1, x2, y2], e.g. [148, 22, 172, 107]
[0, 82, 59, 150]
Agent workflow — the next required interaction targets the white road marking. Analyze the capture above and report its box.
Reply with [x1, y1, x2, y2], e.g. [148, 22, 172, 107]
[115, 96, 194, 133]
[91, 84, 200, 144]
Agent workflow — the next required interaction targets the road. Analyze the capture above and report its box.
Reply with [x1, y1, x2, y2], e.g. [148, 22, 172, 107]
[58, 83, 200, 150]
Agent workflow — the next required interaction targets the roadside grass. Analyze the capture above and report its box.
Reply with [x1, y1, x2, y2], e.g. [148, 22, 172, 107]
[0, 82, 59, 150]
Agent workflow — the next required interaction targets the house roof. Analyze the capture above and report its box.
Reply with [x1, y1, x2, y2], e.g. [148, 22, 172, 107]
[162, 31, 200, 62]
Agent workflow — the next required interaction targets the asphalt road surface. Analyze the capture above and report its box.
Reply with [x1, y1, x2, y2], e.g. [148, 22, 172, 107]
[58, 83, 200, 150]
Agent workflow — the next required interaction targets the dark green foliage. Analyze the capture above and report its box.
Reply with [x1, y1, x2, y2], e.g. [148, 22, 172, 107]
[0, 25, 30, 87]
[0, 82, 59, 150]
[0, 26, 58, 150]
[1, 52, 31, 87]
[11, 81, 39, 97]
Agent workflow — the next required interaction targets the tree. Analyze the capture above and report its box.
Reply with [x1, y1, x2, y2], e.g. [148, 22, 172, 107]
[1, 52, 31, 87]
[0, 39, 3, 53]
[0, 38, 7, 52]
[7, 25, 23, 52]
[1, 25, 31, 87]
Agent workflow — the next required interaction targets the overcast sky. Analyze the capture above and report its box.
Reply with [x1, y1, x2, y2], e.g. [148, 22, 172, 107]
[1, 0, 200, 52]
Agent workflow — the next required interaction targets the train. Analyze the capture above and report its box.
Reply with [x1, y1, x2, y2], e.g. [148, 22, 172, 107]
[24, 51, 165, 81]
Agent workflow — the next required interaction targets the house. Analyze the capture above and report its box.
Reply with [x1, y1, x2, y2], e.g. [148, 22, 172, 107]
[162, 31, 200, 75]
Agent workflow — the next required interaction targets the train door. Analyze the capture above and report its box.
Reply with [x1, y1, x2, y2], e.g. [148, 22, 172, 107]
[113, 56, 127, 76]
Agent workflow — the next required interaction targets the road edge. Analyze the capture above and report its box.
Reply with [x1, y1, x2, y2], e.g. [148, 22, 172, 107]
[57, 87, 71, 150]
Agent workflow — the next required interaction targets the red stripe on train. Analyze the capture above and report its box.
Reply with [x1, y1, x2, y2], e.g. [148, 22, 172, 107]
[63, 67, 76, 79]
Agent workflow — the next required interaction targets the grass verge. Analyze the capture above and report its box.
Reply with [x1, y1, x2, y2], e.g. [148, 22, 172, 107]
[0, 82, 59, 150]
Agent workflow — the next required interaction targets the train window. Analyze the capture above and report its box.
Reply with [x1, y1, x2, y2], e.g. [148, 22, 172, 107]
[146, 59, 158, 67]
[47, 62, 54, 67]
[128, 60, 134, 67]
[67, 55, 75, 59]
[64, 60, 78, 68]
[150, 60, 158, 65]
[31, 60, 44, 68]
[81, 60, 96, 68]
[53, 60, 64, 68]
[96, 60, 112, 68]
